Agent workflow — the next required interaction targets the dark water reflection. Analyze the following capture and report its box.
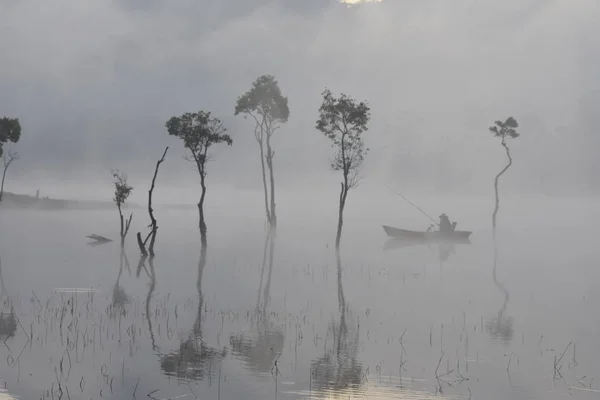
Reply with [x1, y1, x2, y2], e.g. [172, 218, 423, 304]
[0, 258, 16, 339]
[310, 249, 363, 397]
[160, 241, 227, 381]
[1, 203, 599, 400]
[230, 231, 285, 374]
[485, 244, 514, 343]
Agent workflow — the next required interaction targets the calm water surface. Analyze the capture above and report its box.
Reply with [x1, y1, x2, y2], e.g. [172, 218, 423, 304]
[0, 194, 599, 399]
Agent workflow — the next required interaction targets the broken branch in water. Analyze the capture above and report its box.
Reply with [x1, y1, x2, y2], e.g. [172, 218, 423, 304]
[86, 234, 112, 246]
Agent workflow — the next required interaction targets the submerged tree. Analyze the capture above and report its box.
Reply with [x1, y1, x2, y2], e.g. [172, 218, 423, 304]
[0, 150, 18, 202]
[0, 117, 21, 159]
[166, 111, 233, 244]
[488, 117, 520, 236]
[137, 147, 168, 257]
[235, 75, 290, 229]
[111, 170, 133, 247]
[316, 89, 370, 249]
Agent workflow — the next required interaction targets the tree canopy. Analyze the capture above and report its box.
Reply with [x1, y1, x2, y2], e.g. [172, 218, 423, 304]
[235, 75, 290, 126]
[316, 89, 370, 185]
[111, 170, 133, 207]
[0, 118, 22, 158]
[166, 111, 232, 167]
[489, 117, 520, 143]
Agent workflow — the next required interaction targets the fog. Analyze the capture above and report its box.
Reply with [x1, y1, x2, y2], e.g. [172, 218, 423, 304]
[2, 1, 600, 399]
[2, 0, 600, 199]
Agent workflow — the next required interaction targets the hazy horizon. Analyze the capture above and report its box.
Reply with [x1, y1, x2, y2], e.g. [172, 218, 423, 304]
[2, 0, 600, 198]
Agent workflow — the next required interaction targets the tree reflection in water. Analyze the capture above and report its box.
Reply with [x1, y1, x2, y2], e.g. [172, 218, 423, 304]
[310, 249, 363, 396]
[229, 231, 285, 374]
[485, 243, 514, 343]
[160, 241, 227, 381]
[109, 248, 131, 319]
[0, 257, 16, 339]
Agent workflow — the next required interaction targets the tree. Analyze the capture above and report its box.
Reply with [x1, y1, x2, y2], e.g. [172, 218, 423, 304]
[316, 89, 370, 249]
[235, 75, 290, 229]
[111, 170, 134, 247]
[0, 117, 21, 159]
[137, 147, 168, 257]
[0, 150, 18, 203]
[166, 111, 232, 244]
[488, 117, 520, 236]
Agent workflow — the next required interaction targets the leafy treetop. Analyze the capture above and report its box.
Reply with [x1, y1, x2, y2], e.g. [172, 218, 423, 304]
[0, 117, 22, 158]
[166, 111, 232, 167]
[316, 89, 370, 178]
[111, 170, 133, 207]
[489, 117, 520, 144]
[235, 75, 290, 126]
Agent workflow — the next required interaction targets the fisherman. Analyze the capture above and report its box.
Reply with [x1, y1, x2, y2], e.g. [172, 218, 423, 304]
[438, 213, 456, 233]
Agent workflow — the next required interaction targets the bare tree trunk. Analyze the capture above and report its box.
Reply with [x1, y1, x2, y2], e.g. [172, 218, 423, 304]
[335, 248, 345, 313]
[335, 181, 348, 250]
[118, 204, 125, 247]
[261, 231, 276, 313]
[0, 154, 17, 203]
[138, 147, 168, 256]
[0, 167, 7, 202]
[258, 138, 271, 226]
[198, 170, 207, 246]
[195, 239, 207, 335]
[137, 232, 147, 257]
[266, 135, 277, 228]
[492, 142, 513, 238]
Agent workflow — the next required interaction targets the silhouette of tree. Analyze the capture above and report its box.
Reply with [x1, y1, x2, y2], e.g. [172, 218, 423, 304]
[0, 117, 21, 159]
[488, 117, 520, 236]
[136, 147, 168, 256]
[316, 89, 370, 248]
[111, 170, 133, 247]
[235, 75, 290, 229]
[0, 150, 18, 202]
[166, 111, 232, 244]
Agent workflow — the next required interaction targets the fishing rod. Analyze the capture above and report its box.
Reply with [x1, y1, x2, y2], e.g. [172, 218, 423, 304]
[385, 184, 439, 226]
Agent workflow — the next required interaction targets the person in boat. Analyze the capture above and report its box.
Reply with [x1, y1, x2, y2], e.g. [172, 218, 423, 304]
[438, 213, 456, 233]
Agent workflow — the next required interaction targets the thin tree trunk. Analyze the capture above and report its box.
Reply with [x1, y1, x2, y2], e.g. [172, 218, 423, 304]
[195, 239, 208, 335]
[198, 170, 207, 246]
[335, 181, 348, 250]
[138, 147, 168, 256]
[262, 231, 276, 312]
[0, 167, 7, 202]
[492, 142, 513, 237]
[256, 231, 270, 311]
[266, 135, 277, 228]
[335, 248, 345, 312]
[258, 138, 271, 226]
[118, 204, 125, 247]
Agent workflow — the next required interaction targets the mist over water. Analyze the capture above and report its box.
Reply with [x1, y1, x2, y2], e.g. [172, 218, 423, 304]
[1, 191, 600, 399]
[2, 0, 600, 398]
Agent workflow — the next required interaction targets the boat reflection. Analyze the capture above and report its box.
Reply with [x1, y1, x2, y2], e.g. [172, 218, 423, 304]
[229, 231, 285, 374]
[309, 249, 363, 397]
[160, 241, 227, 381]
[383, 237, 470, 263]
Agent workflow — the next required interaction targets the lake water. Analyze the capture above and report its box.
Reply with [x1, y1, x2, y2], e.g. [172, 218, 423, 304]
[0, 191, 599, 399]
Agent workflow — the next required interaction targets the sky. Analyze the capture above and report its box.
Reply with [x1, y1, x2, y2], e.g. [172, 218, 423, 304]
[1, 0, 599, 200]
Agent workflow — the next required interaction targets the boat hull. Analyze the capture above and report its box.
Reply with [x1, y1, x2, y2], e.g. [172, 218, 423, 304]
[382, 225, 472, 241]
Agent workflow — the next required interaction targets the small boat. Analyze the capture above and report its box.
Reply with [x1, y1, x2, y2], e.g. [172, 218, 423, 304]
[382, 225, 472, 241]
